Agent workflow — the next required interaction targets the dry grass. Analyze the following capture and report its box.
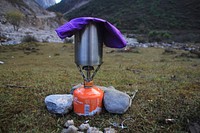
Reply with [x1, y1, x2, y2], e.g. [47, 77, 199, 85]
[0, 43, 200, 133]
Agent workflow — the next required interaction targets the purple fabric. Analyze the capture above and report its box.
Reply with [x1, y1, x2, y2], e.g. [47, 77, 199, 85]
[55, 17, 126, 48]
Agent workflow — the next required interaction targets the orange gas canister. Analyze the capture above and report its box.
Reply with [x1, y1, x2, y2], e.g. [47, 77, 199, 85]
[73, 81, 104, 116]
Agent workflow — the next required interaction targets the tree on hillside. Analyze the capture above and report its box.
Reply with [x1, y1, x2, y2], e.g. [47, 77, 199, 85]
[55, 12, 64, 24]
[6, 11, 24, 31]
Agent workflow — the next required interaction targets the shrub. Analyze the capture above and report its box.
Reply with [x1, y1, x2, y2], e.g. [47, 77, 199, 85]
[136, 36, 148, 43]
[148, 30, 172, 42]
[162, 32, 171, 39]
[173, 33, 200, 43]
[21, 35, 38, 43]
[54, 53, 60, 56]
[6, 11, 24, 31]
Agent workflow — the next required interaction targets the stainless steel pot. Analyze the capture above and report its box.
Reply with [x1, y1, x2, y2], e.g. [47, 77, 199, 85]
[75, 23, 103, 66]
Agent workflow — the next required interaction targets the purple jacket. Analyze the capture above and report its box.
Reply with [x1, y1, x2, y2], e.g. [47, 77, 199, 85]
[55, 17, 126, 48]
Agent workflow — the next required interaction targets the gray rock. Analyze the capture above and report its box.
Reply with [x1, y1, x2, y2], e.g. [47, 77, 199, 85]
[61, 125, 78, 133]
[61, 128, 68, 133]
[103, 87, 131, 114]
[0, 61, 4, 64]
[64, 120, 74, 128]
[79, 123, 90, 131]
[87, 127, 103, 133]
[104, 127, 117, 133]
[44, 94, 73, 114]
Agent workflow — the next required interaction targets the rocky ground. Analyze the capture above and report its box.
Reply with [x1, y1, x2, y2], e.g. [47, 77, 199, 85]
[0, 10, 65, 45]
[0, 0, 65, 45]
[125, 35, 200, 51]
[0, 22, 63, 45]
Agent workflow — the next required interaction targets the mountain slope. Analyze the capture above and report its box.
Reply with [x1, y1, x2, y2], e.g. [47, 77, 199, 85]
[34, 0, 56, 8]
[48, 0, 91, 14]
[0, 0, 64, 44]
[0, 0, 48, 16]
[55, 0, 200, 31]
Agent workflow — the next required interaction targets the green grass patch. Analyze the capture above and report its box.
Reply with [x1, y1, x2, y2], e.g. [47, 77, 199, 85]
[0, 43, 200, 132]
